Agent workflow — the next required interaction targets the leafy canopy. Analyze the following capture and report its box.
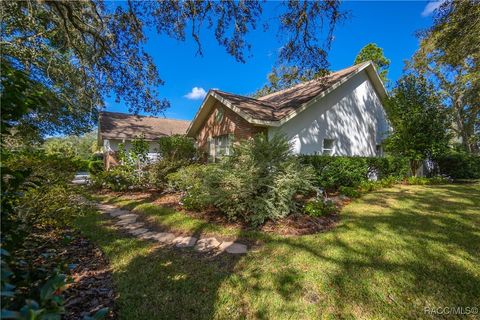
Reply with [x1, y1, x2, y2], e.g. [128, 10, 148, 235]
[1, 0, 345, 136]
[411, 0, 480, 153]
[354, 43, 391, 84]
[384, 75, 450, 176]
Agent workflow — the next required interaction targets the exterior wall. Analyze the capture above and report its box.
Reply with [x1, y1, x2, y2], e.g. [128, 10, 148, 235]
[269, 70, 390, 156]
[195, 101, 267, 152]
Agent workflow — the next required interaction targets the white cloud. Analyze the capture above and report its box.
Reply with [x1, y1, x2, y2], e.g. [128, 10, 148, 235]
[184, 87, 207, 100]
[421, 0, 445, 17]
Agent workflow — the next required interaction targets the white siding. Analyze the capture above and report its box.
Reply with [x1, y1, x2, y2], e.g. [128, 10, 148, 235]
[268, 70, 389, 156]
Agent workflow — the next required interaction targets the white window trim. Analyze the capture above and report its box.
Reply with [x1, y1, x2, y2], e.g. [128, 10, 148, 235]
[322, 138, 335, 156]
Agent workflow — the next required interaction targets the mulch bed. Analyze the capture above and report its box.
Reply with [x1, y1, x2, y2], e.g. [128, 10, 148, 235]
[99, 190, 345, 236]
[62, 233, 116, 320]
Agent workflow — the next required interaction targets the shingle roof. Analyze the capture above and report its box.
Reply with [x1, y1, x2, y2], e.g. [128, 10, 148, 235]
[212, 62, 367, 122]
[99, 111, 190, 141]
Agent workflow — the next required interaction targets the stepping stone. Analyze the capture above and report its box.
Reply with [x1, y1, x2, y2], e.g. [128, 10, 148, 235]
[122, 222, 145, 230]
[151, 232, 176, 244]
[219, 242, 248, 254]
[173, 236, 197, 248]
[138, 231, 157, 240]
[117, 213, 138, 220]
[97, 204, 116, 211]
[115, 218, 137, 226]
[129, 228, 148, 236]
[194, 237, 221, 252]
[110, 209, 130, 217]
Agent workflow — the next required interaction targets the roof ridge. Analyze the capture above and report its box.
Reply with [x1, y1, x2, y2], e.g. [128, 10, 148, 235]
[257, 61, 370, 101]
[99, 111, 190, 123]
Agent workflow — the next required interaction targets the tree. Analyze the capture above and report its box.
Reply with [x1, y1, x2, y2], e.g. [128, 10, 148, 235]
[354, 43, 390, 84]
[1, 0, 345, 136]
[384, 75, 450, 176]
[43, 131, 99, 160]
[252, 65, 327, 97]
[412, 0, 479, 153]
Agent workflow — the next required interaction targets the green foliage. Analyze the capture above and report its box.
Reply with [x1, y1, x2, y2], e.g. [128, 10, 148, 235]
[300, 155, 409, 191]
[149, 135, 198, 189]
[412, 0, 479, 153]
[92, 165, 148, 192]
[405, 176, 450, 185]
[339, 186, 360, 198]
[0, 150, 100, 319]
[354, 43, 391, 84]
[304, 199, 337, 217]
[88, 160, 104, 175]
[435, 150, 480, 179]
[170, 134, 316, 226]
[167, 164, 219, 211]
[43, 132, 98, 160]
[384, 75, 451, 176]
[158, 135, 197, 162]
[358, 176, 398, 193]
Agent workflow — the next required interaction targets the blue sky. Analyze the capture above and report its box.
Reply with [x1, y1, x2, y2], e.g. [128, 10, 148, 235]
[105, 1, 440, 121]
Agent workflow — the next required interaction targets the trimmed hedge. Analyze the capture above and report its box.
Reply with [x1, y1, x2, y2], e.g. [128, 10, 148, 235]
[435, 151, 480, 179]
[299, 155, 409, 191]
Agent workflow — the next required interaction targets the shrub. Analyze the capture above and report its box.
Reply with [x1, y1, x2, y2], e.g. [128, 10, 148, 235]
[405, 176, 449, 185]
[339, 186, 360, 198]
[167, 164, 218, 210]
[434, 151, 480, 179]
[88, 159, 104, 174]
[150, 135, 198, 189]
[92, 165, 148, 191]
[169, 134, 316, 226]
[300, 155, 409, 192]
[304, 199, 337, 217]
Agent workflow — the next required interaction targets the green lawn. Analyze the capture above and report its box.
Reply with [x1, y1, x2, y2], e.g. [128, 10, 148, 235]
[76, 183, 480, 319]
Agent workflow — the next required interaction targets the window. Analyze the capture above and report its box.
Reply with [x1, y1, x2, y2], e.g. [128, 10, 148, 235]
[209, 135, 232, 159]
[322, 139, 335, 155]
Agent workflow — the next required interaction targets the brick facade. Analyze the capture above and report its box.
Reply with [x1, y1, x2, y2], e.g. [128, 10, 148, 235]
[195, 101, 266, 152]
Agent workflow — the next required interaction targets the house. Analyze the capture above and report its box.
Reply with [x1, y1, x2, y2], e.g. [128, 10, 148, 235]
[186, 61, 390, 159]
[98, 111, 190, 169]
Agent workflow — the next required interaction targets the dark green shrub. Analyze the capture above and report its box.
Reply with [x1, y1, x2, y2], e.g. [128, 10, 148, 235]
[435, 151, 480, 179]
[91, 165, 148, 191]
[304, 199, 337, 217]
[300, 155, 409, 192]
[405, 176, 449, 185]
[88, 159, 104, 174]
[339, 186, 360, 198]
[150, 135, 198, 188]
[167, 164, 218, 210]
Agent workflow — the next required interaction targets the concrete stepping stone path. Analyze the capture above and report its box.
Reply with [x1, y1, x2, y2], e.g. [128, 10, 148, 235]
[95, 202, 248, 255]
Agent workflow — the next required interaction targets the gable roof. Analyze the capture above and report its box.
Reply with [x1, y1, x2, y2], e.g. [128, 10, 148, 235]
[99, 111, 190, 141]
[187, 61, 387, 136]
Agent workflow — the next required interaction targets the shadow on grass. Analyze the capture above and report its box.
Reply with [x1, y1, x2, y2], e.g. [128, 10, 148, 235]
[79, 183, 480, 319]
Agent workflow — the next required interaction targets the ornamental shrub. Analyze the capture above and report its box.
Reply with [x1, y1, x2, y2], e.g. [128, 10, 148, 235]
[168, 134, 316, 226]
[300, 155, 409, 192]
[434, 151, 480, 179]
[304, 199, 337, 217]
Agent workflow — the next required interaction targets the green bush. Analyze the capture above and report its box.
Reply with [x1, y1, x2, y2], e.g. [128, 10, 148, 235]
[405, 176, 450, 185]
[304, 199, 337, 217]
[167, 164, 218, 210]
[150, 135, 198, 189]
[169, 134, 316, 226]
[339, 186, 360, 198]
[435, 151, 480, 179]
[92, 165, 148, 191]
[88, 159, 104, 174]
[300, 155, 409, 192]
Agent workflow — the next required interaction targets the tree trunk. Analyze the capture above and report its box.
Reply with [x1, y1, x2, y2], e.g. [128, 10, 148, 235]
[410, 159, 420, 177]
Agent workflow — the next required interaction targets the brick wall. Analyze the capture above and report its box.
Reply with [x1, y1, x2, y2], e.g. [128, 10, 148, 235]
[195, 101, 267, 152]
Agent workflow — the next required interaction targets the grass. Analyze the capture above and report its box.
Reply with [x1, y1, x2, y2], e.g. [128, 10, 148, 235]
[76, 183, 480, 319]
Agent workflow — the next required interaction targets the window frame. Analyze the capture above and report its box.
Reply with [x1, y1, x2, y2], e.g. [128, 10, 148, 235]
[322, 138, 335, 156]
